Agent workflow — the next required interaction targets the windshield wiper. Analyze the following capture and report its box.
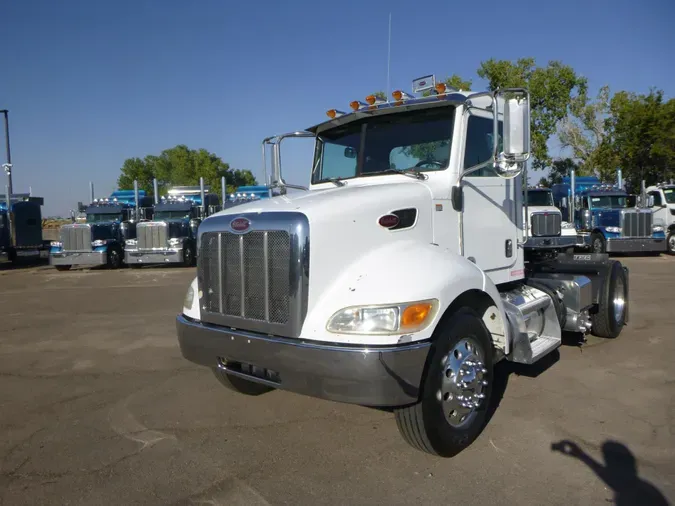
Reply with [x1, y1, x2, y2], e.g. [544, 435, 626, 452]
[378, 167, 427, 180]
[327, 178, 346, 187]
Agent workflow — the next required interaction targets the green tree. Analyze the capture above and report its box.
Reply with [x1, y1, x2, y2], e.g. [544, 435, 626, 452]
[558, 85, 611, 175]
[547, 158, 579, 186]
[117, 145, 257, 198]
[599, 89, 675, 188]
[477, 58, 588, 171]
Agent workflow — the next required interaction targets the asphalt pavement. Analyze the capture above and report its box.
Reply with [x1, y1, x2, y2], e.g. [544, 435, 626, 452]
[1, 257, 674, 505]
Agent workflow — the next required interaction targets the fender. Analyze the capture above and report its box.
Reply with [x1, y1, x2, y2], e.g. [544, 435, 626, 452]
[300, 239, 510, 350]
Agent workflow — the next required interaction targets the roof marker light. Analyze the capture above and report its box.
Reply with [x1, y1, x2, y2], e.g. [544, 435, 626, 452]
[326, 109, 346, 119]
[350, 100, 367, 111]
[392, 90, 414, 101]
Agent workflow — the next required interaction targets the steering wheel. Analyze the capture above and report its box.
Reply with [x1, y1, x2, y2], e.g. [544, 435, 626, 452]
[414, 160, 444, 169]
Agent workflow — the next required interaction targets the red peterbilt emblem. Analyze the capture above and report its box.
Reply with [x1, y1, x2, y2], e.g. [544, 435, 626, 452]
[378, 214, 400, 228]
[230, 217, 250, 232]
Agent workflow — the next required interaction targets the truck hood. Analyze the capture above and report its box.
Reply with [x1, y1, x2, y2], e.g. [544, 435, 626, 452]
[207, 181, 433, 224]
[592, 209, 622, 228]
[202, 181, 436, 311]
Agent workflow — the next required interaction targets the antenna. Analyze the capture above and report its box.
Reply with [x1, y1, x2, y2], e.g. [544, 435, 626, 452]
[386, 13, 392, 99]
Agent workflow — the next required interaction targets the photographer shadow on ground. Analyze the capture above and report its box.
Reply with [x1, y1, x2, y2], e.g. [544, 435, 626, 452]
[552, 439, 669, 506]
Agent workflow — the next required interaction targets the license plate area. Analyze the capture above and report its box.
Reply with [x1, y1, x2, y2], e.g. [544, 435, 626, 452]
[217, 357, 281, 384]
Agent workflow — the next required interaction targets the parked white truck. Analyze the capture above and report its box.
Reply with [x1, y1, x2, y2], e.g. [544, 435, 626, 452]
[523, 186, 578, 251]
[175, 76, 629, 457]
[645, 182, 675, 254]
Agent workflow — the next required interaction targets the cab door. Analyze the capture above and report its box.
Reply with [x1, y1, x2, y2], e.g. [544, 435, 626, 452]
[460, 112, 521, 284]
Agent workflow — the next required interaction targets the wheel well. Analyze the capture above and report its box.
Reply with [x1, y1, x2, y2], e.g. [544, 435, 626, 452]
[591, 229, 605, 237]
[668, 225, 675, 233]
[437, 289, 507, 354]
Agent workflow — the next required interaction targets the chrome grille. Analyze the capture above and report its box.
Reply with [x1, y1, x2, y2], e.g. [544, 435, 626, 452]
[197, 212, 309, 338]
[622, 210, 652, 237]
[60, 224, 92, 251]
[137, 222, 168, 249]
[531, 213, 561, 237]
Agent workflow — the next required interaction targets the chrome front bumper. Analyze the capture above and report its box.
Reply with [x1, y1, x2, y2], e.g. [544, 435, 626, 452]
[176, 314, 431, 407]
[523, 235, 577, 249]
[605, 237, 666, 253]
[49, 250, 107, 266]
[125, 248, 183, 264]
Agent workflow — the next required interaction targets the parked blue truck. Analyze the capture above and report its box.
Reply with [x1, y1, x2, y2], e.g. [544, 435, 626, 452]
[124, 178, 220, 267]
[49, 182, 154, 270]
[551, 171, 665, 254]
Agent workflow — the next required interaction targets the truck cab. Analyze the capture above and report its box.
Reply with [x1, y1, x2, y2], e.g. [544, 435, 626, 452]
[49, 184, 153, 271]
[523, 186, 577, 252]
[645, 183, 675, 254]
[552, 176, 665, 254]
[124, 182, 220, 267]
[175, 76, 630, 458]
[0, 193, 49, 264]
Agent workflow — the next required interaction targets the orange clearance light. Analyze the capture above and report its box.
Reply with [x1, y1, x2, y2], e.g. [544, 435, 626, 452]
[401, 302, 434, 329]
[326, 109, 345, 119]
[350, 100, 362, 111]
[435, 82, 447, 95]
[365, 94, 377, 105]
[392, 90, 403, 101]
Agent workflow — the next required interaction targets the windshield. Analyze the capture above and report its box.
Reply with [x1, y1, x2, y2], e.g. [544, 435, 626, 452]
[527, 190, 554, 207]
[311, 106, 455, 184]
[154, 211, 190, 221]
[664, 188, 675, 204]
[589, 195, 631, 209]
[86, 213, 121, 223]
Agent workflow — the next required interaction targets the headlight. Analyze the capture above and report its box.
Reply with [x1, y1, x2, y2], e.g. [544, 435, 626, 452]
[183, 283, 194, 310]
[169, 238, 181, 246]
[92, 239, 106, 247]
[125, 239, 137, 246]
[605, 227, 621, 233]
[561, 221, 576, 229]
[652, 225, 664, 233]
[50, 241, 62, 247]
[326, 299, 438, 335]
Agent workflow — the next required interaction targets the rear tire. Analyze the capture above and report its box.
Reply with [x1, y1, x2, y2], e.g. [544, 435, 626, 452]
[212, 368, 274, 396]
[55, 265, 71, 271]
[591, 260, 628, 338]
[394, 308, 494, 457]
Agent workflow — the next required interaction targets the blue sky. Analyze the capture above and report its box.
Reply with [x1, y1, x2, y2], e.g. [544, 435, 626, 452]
[2, 0, 673, 216]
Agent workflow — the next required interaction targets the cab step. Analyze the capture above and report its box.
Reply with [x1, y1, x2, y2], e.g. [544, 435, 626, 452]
[501, 285, 562, 365]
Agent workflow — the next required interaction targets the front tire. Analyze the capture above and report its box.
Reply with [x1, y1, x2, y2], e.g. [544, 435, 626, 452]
[667, 230, 675, 256]
[183, 242, 195, 267]
[212, 368, 274, 396]
[54, 265, 71, 271]
[107, 246, 123, 269]
[394, 308, 494, 457]
[590, 260, 628, 338]
[591, 232, 606, 254]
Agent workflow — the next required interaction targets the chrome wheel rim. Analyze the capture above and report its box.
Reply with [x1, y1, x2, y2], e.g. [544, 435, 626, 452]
[439, 337, 488, 428]
[613, 275, 626, 324]
[669, 235, 675, 253]
[185, 248, 192, 264]
[593, 238, 603, 252]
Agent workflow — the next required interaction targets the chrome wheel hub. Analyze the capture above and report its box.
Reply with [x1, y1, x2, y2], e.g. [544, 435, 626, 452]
[438, 337, 488, 428]
[613, 276, 626, 324]
[669, 235, 675, 252]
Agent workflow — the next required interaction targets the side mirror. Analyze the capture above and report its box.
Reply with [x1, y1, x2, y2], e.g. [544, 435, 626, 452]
[493, 89, 530, 179]
[451, 185, 463, 212]
[647, 196, 654, 207]
[344, 147, 357, 159]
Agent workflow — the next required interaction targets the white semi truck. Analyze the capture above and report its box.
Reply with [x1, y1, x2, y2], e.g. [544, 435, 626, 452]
[175, 76, 629, 457]
[523, 186, 578, 251]
[645, 182, 675, 254]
